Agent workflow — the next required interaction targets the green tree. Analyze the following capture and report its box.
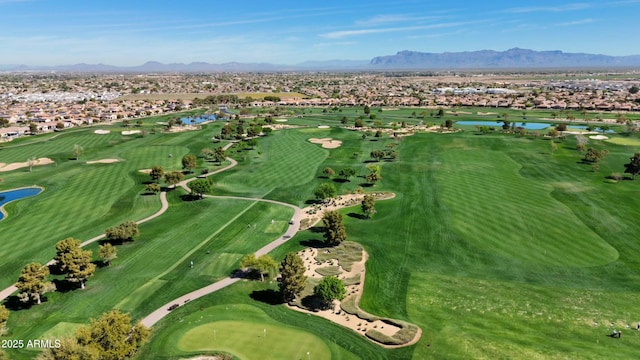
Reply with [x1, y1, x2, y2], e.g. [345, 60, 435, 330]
[164, 171, 184, 188]
[213, 146, 227, 163]
[144, 182, 161, 194]
[314, 183, 337, 201]
[241, 254, 277, 282]
[322, 210, 347, 246]
[340, 116, 348, 125]
[54, 238, 82, 272]
[181, 154, 197, 173]
[38, 337, 99, 360]
[73, 144, 83, 160]
[361, 194, 376, 219]
[322, 167, 335, 178]
[444, 119, 453, 129]
[370, 150, 385, 162]
[278, 253, 307, 302]
[189, 178, 212, 199]
[365, 165, 382, 185]
[16, 262, 54, 305]
[65, 247, 96, 289]
[200, 147, 214, 160]
[105, 221, 139, 243]
[98, 243, 117, 266]
[0, 304, 9, 333]
[0, 118, 8, 127]
[624, 152, 640, 179]
[354, 118, 364, 128]
[29, 122, 38, 133]
[583, 148, 609, 163]
[314, 276, 347, 309]
[338, 167, 356, 181]
[76, 310, 150, 360]
[149, 166, 164, 183]
[385, 149, 398, 160]
[363, 105, 370, 115]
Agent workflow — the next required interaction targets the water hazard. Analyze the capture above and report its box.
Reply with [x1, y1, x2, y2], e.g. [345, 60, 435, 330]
[0, 187, 42, 221]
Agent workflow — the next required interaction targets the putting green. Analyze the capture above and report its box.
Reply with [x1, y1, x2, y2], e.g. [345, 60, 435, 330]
[177, 320, 331, 360]
[605, 137, 640, 146]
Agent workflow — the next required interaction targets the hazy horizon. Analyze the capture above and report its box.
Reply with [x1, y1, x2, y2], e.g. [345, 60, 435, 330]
[2, 0, 640, 66]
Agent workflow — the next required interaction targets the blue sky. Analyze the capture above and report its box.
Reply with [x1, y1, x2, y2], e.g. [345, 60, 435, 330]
[2, 0, 640, 65]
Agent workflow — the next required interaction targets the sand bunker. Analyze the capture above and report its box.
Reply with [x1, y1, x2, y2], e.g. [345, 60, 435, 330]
[139, 169, 152, 174]
[309, 137, 342, 149]
[94, 130, 110, 134]
[275, 118, 288, 122]
[121, 130, 141, 135]
[317, 125, 330, 129]
[287, 244, 421, 348]
[590, 135, 609, 140]
[86, 159, 120, 164]
[0, 158, 54, 172]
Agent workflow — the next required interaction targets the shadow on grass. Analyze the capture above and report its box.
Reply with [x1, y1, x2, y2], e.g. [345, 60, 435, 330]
[358, 183, 374, 188]
[300, 295, 329, 312]
[180, 194, 204, 202]
[347, 212, 367, 220]
[47, 263, 65, 276]
[307, 226, 325, 234]
[249, 289, 283, 306]
[299, 239, 331, 248]
[97, 238, 133, 246]
[52, 278, 79, 293]
[332, 178, 349, 183]
[3, 294, 54, 311]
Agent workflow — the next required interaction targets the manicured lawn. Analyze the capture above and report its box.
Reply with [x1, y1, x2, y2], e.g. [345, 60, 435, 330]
[4, 108, 640, 359]
[171, 303, 332, 360]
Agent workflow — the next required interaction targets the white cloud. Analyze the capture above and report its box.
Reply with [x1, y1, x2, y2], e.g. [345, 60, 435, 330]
[557, 18, 594, 26]
[503, 3, 592, 13]
[355, 14, 441, 26]
[320, 22, 469, 39]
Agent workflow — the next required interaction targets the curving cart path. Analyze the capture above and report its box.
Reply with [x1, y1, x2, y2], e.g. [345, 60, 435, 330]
[0, 143, 240, 302]
[1, 140, 307, 330]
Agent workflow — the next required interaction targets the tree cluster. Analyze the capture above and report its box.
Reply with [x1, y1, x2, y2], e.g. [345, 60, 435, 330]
[38, 310, 150, 360]
[189, 177, 213, 199]
[105, 221, 139, 243]
[16, 262, 55, 305]
[582, 147, 609, 163]
[314, 182, 337, 201]
[54, 238, 96, 289]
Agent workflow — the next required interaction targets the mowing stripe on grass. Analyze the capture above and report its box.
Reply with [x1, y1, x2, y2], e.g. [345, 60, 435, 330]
[145, 199, 258, 284]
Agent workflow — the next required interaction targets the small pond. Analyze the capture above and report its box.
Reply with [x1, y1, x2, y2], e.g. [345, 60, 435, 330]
[454, 121, 552, 130]
[455, 121, 615, 132]
[181, 114, 217, 125]
[0, 187, 42, 221]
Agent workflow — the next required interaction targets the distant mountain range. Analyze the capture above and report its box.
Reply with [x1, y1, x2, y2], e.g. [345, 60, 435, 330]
[3, 48, 640, 73]
[369, 48, 640, 69]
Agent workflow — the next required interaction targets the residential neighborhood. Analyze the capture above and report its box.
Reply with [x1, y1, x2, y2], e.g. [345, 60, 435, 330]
[1, 71, 639, 141]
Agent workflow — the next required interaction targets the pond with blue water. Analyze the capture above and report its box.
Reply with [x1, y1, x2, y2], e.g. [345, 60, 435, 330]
[455, 121, 614, 132]
[181, 114, 217, 125]
[0, 187, 42, 221]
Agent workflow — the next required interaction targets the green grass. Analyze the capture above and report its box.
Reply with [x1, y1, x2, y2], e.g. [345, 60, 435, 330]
[606, 137, 640, 146]
[177, 315, 331, 360]
[5, 108, 640, 359]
